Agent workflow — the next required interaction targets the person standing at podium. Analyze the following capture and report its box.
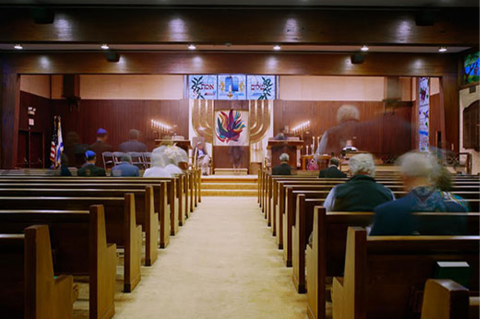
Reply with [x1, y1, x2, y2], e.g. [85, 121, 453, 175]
[272, 153, 292, 175]
[274, 128, 288, 140]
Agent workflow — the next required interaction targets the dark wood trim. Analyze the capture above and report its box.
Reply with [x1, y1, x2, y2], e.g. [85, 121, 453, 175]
[1, 71, 20, 169]
[441, 74, 460, 153]
[2, 52, 458, 76]
[0, 7, 477, 46]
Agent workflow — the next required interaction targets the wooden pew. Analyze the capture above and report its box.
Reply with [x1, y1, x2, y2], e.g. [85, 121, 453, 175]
[0, 206, 116, 319]
[0, 176, 182, 234]
[332, 227, 479, 319]
[0, 187, 159, 266]
[0, 195, 142, 293]
[421, 279, 473, 319]
[0, 181, 172, 246]
[307, 209, 480, 319]
[0, 225, 77, 319]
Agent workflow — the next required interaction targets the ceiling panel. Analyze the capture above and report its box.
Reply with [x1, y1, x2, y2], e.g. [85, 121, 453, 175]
[0, 0, 478, 6]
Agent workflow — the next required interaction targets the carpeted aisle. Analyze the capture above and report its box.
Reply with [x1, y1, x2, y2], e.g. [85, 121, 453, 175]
[112, 196, 307, 319]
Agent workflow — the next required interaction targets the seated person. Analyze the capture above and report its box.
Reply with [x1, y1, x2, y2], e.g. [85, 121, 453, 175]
[274, 128, 288, 140]
[342, 139, 358, 152]
[272, 153, 292, 175]
[323, 153, 394, 212]
[89, 128, 113, 168]
[193, 142, 211, 176]
[119, 129, 148, 153]
[111, 155, 140, 177]
[78, 150, 107, 177]
[319, 157, 347, 178]
[370, 152, 468, 236]
[60, 153, 72, 176]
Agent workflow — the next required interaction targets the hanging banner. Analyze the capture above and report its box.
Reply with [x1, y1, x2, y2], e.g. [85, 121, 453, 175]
[218, 74, 247, 100]
[188, 75, 218, 100]
[214, 109, 249, 146]
[247, 75, 276, 100]
[418, 77, 430, 152]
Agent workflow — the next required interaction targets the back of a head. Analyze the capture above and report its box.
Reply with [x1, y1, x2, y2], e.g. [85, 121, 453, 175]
[85, 150, 96, 162]
[397, 152, 439, 182]
[349, 153, 375, 176]
[121, 154, 132, 163]
[279, 153, 289, 162]
[97, 128, 107, 138]
[129, 129, 140, 140]
[330, 157, 340, 167]
[336, 104, 360, 123]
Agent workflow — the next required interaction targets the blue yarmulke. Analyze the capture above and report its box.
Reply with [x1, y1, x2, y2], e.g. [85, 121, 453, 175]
[85, 150, 96, 158]
[97, 128, 107, 135]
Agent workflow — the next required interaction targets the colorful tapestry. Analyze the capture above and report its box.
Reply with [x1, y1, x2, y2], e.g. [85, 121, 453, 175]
[218, 75, 247, 100]
[188, 75, 218, 100]
[247, 75, 276, 100]
[214, 110, 249, 146]
[418, 77, 430, 152]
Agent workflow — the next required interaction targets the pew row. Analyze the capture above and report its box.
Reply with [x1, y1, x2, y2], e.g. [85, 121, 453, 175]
[0, 195, 141, 293]
[332, 227, 479, 319]
[0, 225, 77, 319]
[306, 209, 480, 319]
[0, 181, 172, 246]
[0, 207, 116, 319]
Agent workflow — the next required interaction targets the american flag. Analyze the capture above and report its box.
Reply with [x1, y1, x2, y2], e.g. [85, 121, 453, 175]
[49, 116, 64, 168]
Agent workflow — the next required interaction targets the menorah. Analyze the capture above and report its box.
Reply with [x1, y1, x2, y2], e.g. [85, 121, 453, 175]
[190, 99, 272, 144]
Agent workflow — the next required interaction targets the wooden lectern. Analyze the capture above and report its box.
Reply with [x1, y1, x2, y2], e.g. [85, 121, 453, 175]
[155, 139, 192, 154]
[268, 140, 304, 168]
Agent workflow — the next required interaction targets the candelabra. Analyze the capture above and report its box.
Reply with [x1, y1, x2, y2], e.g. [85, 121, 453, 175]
[292, 120, 310, 135]
[151, 119, 172, 136]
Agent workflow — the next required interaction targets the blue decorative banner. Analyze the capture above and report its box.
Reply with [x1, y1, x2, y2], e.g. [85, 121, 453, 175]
[218, 74, 247, 100]
[188, 75, 218, 100]
[418, 77, 430, 152]
[247, 75, 276, 100]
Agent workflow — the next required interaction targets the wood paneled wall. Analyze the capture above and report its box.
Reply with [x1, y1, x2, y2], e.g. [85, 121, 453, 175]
[51, 99, 189, 153]
[273, 100, 413, 158]
[18, 91, 52, 167]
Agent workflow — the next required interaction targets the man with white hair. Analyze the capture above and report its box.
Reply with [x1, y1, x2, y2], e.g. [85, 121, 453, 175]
[272, 153, 292, 175]
[323, 153, 394, 212]
[370, 152, 468, 236]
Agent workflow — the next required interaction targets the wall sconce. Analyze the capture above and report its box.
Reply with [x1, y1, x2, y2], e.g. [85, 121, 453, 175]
[28, 106, 36, 127]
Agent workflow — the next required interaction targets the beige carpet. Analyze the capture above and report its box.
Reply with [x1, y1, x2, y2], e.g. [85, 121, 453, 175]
[108, 196, 307, 319]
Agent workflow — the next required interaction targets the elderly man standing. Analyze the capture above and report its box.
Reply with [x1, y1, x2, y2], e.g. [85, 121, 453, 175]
[323, 153, 394, 212]
[370, 152, 468, 236]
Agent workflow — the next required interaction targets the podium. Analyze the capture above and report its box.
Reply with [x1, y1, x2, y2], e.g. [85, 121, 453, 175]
[268, 140, 304, 168]
[155, 139, 192, 153]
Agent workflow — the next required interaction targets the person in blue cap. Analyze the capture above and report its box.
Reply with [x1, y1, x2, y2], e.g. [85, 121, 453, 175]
[78, 150, 107, 176]
[112, 154, 140, 177]
[89, 128, 113, 168]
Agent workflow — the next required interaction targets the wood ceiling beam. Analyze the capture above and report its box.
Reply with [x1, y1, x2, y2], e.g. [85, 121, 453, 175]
[0, 7, 477, 46]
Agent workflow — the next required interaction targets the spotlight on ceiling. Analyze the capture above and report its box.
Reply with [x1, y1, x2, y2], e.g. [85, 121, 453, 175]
[360, 45, 369, 52]
[101, 44, 110, 50]
[273, 45, 281, 51]
[188, 44, 197, 50]
[438, 47, 447, 53]
[14, 44, 23, 50]
[105, 51, 120, 63]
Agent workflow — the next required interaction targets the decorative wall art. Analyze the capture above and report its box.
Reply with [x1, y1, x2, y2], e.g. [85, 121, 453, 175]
[214, 109, 249, 146]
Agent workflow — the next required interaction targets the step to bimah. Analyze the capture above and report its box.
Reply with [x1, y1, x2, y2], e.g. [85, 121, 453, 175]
[201, 175, 257, 197]
[213, 168, 248, 175]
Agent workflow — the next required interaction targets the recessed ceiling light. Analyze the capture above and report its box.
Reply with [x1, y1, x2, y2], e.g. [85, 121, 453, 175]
[273, 45, 281, 51]
[438, 47, 447, 53]
[188, 44, 196, 50]
[101, 44, 109, 50]
[14, 44, 23, 50]
[360, 45, 369, 52]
